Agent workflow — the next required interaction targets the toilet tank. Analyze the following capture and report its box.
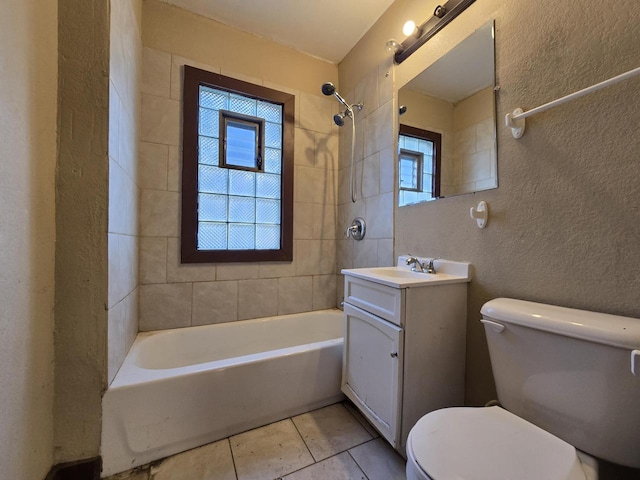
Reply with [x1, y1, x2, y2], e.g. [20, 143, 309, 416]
[481, 298, 640, 469]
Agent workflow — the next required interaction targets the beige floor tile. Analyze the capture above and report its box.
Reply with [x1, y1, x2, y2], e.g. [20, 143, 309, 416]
[230, 420, 314, 480]
[282, 452, 366, 480]
[342, 401, 380, 439]
[105, 467, 150, 480]
[349, 438, 406, 480]
[292, 404, 372, 461]
[149, 439, 236, 480]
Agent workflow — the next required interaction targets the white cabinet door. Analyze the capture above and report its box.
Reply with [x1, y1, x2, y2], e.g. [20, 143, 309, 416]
[342, 303, 403, 446]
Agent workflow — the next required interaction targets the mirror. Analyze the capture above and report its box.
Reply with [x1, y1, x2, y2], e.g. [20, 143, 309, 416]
[397, 21, 496, 206]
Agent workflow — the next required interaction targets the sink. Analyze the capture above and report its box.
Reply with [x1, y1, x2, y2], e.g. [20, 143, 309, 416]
[341, 257, 470, 288]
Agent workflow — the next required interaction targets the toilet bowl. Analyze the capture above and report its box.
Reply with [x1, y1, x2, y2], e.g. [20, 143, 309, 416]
[405, 298, 640, 479]
[405, 406, 598, 480]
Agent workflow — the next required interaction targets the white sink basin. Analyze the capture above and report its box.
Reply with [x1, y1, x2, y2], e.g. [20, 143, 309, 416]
[342, 259, 470, 289]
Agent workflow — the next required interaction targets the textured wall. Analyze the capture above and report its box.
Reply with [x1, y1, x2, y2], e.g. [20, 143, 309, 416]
[343, 0, 640, 405]
[108, 0, 142, 384]
[0, 0, 57, 477]
[138, 1, 340, 330]
[54, 0, 110, 463]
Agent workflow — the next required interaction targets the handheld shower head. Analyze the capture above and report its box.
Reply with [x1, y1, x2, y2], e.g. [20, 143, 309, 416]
[321, 82, 336, 96]
[321, 81, 350, 111]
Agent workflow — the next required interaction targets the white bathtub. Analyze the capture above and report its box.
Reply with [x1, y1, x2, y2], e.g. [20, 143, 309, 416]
[101, 309, 344, 477]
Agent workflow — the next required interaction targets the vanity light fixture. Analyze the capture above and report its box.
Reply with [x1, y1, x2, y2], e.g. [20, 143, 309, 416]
[389, 0, 476, 64]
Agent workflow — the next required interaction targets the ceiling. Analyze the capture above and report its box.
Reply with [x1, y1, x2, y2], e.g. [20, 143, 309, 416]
[159, 0, 396, 64]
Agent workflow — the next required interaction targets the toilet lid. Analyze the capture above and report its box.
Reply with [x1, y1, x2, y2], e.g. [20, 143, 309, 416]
[408, 407, 587, 480]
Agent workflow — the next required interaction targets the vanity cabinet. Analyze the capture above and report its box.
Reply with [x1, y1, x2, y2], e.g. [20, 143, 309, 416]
[341, 268, 468, 456]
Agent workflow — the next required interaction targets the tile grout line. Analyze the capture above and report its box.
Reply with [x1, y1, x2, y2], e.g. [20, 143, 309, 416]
[347, 448, 371, 480]
[289, 417, 318, 463]
[226, 437, 240, 480]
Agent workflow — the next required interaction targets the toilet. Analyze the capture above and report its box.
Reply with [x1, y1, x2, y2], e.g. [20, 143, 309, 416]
[406, 298, 640, 480]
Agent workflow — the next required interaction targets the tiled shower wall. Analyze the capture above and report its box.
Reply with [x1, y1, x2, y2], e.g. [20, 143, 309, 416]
[107, 0, 141, 383]
[138, 48, 340, 331]
[336, 59, 396, 302]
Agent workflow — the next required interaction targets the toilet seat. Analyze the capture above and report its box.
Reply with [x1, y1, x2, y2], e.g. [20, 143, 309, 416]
[407, 406, 590, 480]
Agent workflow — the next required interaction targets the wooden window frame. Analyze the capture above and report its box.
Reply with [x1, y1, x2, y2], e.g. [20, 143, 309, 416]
[399, 124, 442, 198]
[181, 66, 295, 263]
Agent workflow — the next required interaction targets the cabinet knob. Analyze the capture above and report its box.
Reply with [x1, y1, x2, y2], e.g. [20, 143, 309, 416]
[390, 352, 398, 358]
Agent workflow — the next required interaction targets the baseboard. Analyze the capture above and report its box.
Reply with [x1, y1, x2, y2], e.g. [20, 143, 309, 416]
[45, 457, 101, 480]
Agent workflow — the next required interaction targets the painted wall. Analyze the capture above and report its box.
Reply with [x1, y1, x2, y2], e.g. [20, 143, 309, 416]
[0, 0, 57, 477]
[108, 0, 143, 384]
[342, 0, 640, 404]
[138, 0, 341, 330]
[54, 0, 110, 464]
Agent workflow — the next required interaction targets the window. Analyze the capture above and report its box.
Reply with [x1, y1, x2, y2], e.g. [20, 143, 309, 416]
[181, 66, 294, 263]
[398, 124, 441, 206]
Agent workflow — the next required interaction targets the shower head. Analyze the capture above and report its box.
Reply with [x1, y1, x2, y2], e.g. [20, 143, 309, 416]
[321, 81, 351, 111]
[321, 82, 336, 96]
[399, 105, 408, 115]
[333, 111, 347, 127]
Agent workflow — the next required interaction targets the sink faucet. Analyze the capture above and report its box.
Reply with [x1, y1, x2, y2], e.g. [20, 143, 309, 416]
[405, 256, 437, 274]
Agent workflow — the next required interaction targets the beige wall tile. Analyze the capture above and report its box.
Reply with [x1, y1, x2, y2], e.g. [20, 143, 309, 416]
[354, 68, 379, 114]
[139, 189, 179, 237]
[170, 54, 221, 100]
[378, 57, 394, 106]
[295, 166, 335, 205]
[312, 275, 337, 310]
[313, 203, 337, 240]
[107, 300, 126, 385]
[139, 283, 192, 331]
[167, 145, 181, 192]
[378, 146, 395, 194]
[237, 278, 278, 320]
[294, 128, 317, 167]
[362, 152, 380, 198]
[258, 260, 296, 278]
[166, 237, 216, 283]
[377, 239, 394, 267]
[336, 239, 353, 271]
[462, 149, 491, 184]
[139, 141, 168, 190]
[365, 193, 393, 239]
[314, 132, 338, 171]
[192, 281, 238, 325]
[278, 276, 312, 315]
[217, 263, 259, 281]
[109, 82, 121, 160]
[293, 202, 315, 239]
[142, 47, 171, 97]
[364, 100, 394, 158]
[353, 239, 378, 268]
[141, 93, 181, 145]
[139, 236, 167, 284]
[299, 93, 332, 134]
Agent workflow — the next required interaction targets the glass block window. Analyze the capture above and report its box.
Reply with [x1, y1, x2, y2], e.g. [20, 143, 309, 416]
[182, 67, 294, 263]
[398, 125, 442, 207]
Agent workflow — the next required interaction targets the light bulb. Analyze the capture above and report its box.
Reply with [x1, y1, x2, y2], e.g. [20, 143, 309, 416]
[403, 20, 417, 36]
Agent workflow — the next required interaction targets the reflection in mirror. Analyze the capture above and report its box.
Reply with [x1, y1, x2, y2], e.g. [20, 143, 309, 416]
[398, 21, 496, 205]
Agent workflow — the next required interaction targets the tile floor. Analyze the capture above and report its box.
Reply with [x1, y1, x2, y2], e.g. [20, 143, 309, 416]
[105, 401, 407, 480]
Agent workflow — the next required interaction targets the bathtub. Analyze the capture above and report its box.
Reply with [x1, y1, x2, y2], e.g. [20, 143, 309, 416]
[101, 309, 344, 477]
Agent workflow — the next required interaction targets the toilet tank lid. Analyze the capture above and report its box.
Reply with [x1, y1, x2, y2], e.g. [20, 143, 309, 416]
[481, 298, 640, 349]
